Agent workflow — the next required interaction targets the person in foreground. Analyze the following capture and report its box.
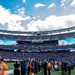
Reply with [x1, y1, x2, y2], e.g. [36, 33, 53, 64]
[0, 56, 8, 75]
[14, 61, 20, 75]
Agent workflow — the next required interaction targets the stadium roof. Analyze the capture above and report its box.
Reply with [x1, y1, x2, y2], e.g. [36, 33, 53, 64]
[0, 26, 75, 35]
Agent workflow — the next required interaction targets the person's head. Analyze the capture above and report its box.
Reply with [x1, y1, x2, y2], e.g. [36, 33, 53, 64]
[44, 59, 47, 62]
[48, 60, 50, 63]
[15, 61, 18, 64]
[22, 58, 26, 62]
[0, 56, 3, 63]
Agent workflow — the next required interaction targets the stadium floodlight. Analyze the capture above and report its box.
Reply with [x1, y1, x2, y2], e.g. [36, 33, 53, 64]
[70, 50, 75, 52]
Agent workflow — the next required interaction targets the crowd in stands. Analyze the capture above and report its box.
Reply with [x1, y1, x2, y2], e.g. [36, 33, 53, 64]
[1, 41, 75, 50]
[0, 51, 75, 62]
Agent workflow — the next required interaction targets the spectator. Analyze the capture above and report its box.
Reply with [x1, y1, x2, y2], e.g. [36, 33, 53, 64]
[14, 61, 20, 75]
[61, 62, 65, 75]
[38, 60, 41, 72]
[21, 59, 27, 75]
[27, 60, 32, 75]
[34, 60, 38, 74]
[43, 59, 47, 75]
[47, 60, 51, 75]
[67, 62, 71, 75]
[0, 56, 8, 75]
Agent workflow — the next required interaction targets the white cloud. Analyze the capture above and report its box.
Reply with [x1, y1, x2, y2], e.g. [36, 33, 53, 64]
[0, 5, 75, 31]
[23, 0, 26, 3]
[0, 5, 31, 31]
[17, 7, 25, 17]
[71, 0, 75, 7]
[34, 3, 45, 8]
[47, 3, 56, 9]
[61, 0, 68, 6]
[27, 14, 75, 31]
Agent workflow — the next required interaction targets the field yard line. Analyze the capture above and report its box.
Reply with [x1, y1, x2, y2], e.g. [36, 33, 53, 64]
[6, 70, 13, 75]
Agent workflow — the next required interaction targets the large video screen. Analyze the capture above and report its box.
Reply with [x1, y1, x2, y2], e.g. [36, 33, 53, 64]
[58, 38, 75, 46]
[0, 40, 16, 45]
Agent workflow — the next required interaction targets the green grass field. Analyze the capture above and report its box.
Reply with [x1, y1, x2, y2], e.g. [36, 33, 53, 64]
[7, 62, 14, 70]
[36, 69, 75, 75]
[7, 62, 75, 75]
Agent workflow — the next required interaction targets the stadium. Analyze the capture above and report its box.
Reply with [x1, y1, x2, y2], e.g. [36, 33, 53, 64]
[0, 0, 75, 75]
[0, 26, 75, 75]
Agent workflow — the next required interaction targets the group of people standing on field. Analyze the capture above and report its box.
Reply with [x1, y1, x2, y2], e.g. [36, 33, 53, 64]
[61, 61, 74, 75]
[13, 58, 75, 75]
[13, 59, 52, 75]
[0, 55, 74, 75]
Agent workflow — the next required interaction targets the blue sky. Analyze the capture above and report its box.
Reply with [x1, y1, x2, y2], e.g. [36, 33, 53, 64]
[0, 0, 61, 15]
[0, 0, 75, 31]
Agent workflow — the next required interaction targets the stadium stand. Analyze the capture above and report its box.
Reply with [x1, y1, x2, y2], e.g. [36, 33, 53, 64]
[0, 26, 75, 75]
[0, 26, 75, 59]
